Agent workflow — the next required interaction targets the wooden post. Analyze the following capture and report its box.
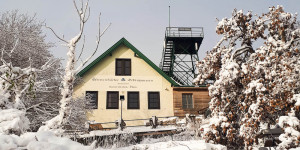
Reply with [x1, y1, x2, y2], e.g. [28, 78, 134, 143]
[150, 116, 158, 129]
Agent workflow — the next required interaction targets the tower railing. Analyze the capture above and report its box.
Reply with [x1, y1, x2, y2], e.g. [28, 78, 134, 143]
[166, 27, 204, 38]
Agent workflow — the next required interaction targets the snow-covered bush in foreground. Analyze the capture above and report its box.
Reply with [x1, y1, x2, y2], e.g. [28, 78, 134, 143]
[195, 6, 300, 148]
[0, 61, 55, 135]
[0, 11, 62, 131]
[0, 109, 29, 135]
[0, 131, 228, 150]
[0, 64, 37, 110]
[0, 62, 37, 135]
[278, 109, 300, 149]
[0, 131, 95, 150]
[0, 27, 55, 134]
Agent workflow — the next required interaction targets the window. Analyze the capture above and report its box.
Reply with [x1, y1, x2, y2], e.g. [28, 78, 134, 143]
[128, 92, 139, 109]
[148, 92, 160, 109]
[116, 59, 131, 76]
[86, 91, 98, 109]
[107, 91, 119, 109]
[182, 93, 193, 109]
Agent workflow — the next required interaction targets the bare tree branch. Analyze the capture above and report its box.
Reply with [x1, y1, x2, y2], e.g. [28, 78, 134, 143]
[26, 102, 53, 111]
[73, 0, 81, 18]
[84, 8, 90, 23]
[9, 38, 19, 55]
[83, 0, 90, 21]
[0, 76, 12, 84]
[76, 35, 85, 62]
[44, 24, 68, 43]
[75, 14, 111, 73]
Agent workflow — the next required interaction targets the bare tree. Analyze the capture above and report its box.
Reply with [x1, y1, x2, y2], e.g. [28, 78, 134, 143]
[41, 0, 110, 131]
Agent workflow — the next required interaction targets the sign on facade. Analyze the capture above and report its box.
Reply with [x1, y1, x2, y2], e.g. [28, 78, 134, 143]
[91, 76, 163, 91]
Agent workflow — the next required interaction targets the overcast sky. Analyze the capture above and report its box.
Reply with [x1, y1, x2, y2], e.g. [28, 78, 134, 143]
[1, 0, 299, 66]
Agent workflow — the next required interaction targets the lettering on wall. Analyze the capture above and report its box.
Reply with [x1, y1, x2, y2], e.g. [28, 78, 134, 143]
[90, 76, 162, 91]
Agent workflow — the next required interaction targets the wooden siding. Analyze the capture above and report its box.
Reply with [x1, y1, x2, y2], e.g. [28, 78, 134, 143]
[173, 87, 210, 116]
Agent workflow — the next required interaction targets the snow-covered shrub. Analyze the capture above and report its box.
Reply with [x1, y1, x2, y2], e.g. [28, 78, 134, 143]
[278, 110, 300, 149]
[0, 64, 37, 108]
[184, 114, 203, 138]
[0, 131, 96, 150]
[0, 11, 62, 131]
[0, 11, 60, 133]
[0, 63, 37, 135]
[0, 109, 30, 135]
[0, 61, 46, 135]
[62, 96, 92, 131]
[194, 6, 300, 148]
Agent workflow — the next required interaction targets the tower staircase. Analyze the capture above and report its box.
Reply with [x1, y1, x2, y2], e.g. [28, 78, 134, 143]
[160, 27, 204, 86]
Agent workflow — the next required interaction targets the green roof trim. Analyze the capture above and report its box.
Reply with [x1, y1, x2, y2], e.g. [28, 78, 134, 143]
[77, 37, 179, 86]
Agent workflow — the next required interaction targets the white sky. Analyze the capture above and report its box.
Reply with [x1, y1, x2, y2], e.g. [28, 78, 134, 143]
[1, 0, 299, 66]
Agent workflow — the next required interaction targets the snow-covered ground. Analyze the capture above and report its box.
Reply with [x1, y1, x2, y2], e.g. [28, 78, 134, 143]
[1, 120, 300, 150]
[0, 131, 96, 150]
[0, 116, 299, 150]
[101, 140, 227, 150]
[0, 131, 228, 150]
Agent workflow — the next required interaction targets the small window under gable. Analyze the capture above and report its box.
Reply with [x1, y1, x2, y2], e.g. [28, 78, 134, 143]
[116, 59, 131, 76]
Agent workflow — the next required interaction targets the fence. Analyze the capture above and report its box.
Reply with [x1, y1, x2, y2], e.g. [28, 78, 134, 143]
[165, 27, 204, 38]
[88, 115, 200, 131]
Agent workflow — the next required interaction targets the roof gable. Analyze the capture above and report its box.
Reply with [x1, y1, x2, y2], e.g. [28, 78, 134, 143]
[77, 37, 179, 86]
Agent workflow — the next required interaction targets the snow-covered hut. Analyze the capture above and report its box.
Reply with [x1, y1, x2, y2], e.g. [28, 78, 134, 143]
[74, 38, 210, 128]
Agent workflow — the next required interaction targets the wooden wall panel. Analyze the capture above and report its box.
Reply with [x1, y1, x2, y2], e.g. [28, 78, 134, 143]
[173, 87, 210, 116]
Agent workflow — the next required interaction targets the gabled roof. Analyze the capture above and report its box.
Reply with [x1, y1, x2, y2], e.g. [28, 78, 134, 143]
[77, 37, 179, 86]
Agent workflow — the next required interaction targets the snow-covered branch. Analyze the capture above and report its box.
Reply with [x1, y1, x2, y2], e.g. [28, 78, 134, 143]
[41, 0, 110, 132]
[195, 6, 300, 148]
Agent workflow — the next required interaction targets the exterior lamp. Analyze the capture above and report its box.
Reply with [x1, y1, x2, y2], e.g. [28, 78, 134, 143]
[119, 95, 125, 130]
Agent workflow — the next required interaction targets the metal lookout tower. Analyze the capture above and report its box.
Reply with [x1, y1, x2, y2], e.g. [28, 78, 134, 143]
[159, 27, 204, 86]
